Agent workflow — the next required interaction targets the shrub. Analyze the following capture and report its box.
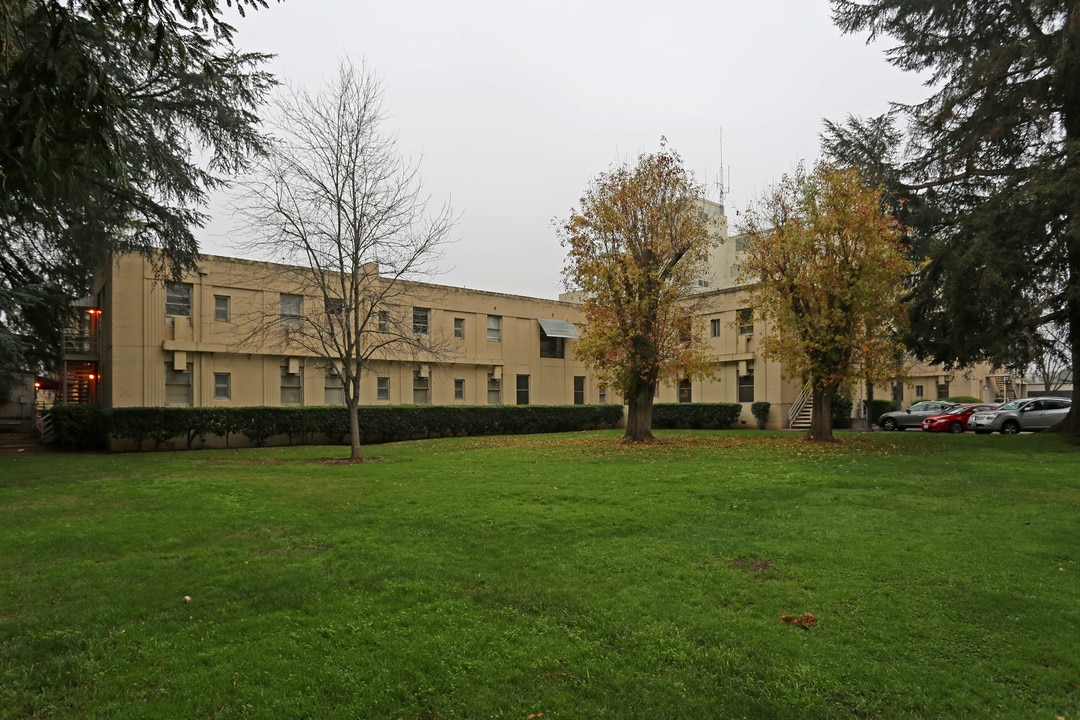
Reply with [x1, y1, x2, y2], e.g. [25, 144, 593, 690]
[48, 405, 108, 450]
[750, 401, 771, 429]
[651, 403, 742, 429]
[832, 394, 854, 430]
[867, 399, 898, 425]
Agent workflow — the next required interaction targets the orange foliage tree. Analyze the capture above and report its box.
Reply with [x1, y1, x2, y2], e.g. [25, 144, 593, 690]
[739, 163, 913, 442]
[559, 144, 716, 443]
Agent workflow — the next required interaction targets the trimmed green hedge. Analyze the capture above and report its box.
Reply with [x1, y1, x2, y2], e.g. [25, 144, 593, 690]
[651, 403, 743, 429]
[50, 404, 627, 452]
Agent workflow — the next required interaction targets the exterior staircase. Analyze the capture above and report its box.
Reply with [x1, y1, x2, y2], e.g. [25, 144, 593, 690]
[788, 383, 813, 430]
[992, 374, 1020, 403]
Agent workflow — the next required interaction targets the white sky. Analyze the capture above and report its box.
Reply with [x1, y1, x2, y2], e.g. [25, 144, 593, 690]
[203, 0, 930, 299]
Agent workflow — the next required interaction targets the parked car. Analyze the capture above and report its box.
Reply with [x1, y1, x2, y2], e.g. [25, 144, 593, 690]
[877, 400, 960, 431]
[969, 397, 1072, 434]
[920, 403, 999, 433]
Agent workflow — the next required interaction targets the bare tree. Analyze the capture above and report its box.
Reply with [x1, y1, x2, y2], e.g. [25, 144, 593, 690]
[1029, 322, 1072, 394]
[238, 59, 455, 462]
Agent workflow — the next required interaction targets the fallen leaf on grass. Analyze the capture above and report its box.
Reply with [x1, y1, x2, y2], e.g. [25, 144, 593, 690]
[781, 612, 817, 628]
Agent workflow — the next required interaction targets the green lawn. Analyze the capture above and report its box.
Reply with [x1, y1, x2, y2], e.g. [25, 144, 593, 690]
[2, 430, 1078, 719]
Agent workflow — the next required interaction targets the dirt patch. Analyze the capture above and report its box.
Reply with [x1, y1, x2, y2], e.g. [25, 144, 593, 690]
[730, 557, 778, 581]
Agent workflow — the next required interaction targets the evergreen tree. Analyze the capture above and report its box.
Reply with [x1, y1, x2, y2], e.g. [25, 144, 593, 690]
[0, 0, 276, 376]
[829, 1, 1080, 432]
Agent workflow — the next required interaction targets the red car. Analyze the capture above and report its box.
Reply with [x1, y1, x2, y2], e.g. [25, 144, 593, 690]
[920, 403, 998, 433]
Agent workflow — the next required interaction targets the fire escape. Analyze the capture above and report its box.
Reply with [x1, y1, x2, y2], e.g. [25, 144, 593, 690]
[59, 299, 102, 405]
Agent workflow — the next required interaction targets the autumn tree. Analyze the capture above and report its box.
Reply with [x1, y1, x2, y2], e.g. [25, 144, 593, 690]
[0, 0, 275, 380]
[239, 59, 455, 462]
[559, 145, 716, 443]
[829, 0, 1080, 434]
[739, 163, 913, 442]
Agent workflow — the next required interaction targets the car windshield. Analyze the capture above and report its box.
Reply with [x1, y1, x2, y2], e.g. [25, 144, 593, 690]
[944, 406, 968, 415]
[996, 400, 1022, 411]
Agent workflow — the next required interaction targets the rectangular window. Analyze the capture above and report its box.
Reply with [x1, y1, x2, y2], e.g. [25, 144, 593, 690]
[325, 297, 344, 316]
[413, 372, 430, 404]
[915, 384, 924, 398]
[166, 282, 192, 317]
[598, 385, 607, 404]
[539, 331, 565, 358]
[738, 374, 754, 403]
[516, 374, 529, 405]
[487, 377, 501, 404]
[454, 317, 465, 339]
[487, 315, 501, 341]
[281, 368, 302, 405]
[937, 382, 950, 399]
[214, 295, 230, 322]
[574, 376, 585, 405]
[454, 378, 465, 400]
[735, 236, 749, 252]
[325, 372, 344, 405]
[737, 308, 753, 335]
[377, 376, 390, 401]
[165, 364, 192, 405]
[213, 372, 231, 400]
[413, 308, 429, 335]
[281, 293, 302, 328]
[378, 311, 389, 332]
[678, 378, 692, 403]
[710, 318, 721, 338]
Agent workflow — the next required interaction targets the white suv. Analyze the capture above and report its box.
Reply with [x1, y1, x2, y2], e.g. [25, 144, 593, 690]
[969, 397, 1072, 435]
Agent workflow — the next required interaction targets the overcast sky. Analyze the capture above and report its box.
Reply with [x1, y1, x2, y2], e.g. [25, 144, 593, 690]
[204, 0, 929, 299]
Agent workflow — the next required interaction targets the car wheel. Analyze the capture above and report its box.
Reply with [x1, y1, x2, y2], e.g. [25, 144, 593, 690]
[948, 422, 964, 434]
[880, 417, 897, 431]
[1001, 420, 1021, 435]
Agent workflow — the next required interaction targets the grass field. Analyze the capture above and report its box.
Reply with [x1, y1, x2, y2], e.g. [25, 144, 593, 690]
[2, 430, 1078, 719]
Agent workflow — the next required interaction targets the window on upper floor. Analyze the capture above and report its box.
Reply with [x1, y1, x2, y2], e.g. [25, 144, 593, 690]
[487, 315, 501, 341]
[737, 308, 753, 335]
[413, 308, 429, 335]
[280, 293, 302, 328]
[539, 331, 565, 358]
[710, 318, 721, 338]
[454, 317, 465, 339]
[166, 283, 192, 317]
[214, 295, 230, 322]
[377, 310, 389, 332]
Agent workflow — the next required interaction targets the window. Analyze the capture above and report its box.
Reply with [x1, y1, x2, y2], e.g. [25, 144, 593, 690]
[729, 265, 739, 278]
[281, 368, 302, 405]
[678, 378, 692, 403]
[516, 374, 529, 405]
[378, 311, 389, 332]
[454, 317, 465, 339]
[166, 283, 192, 317]
[710, 318, 721, 338]
[487, 315, 501, 341]
[915, 384, 924, 398]
[598, 385, 607, 404]
[737, 309, 753, 335]
[165, 364, 192, 405]
[454, 378, 465, 400]
[325, 297, 344, 316]
[937, 382, 950, 399]
[738, 373, 754, 403]
[735, 236, 749, 252]
[281, 293, 302, 327]
[325, 372, 344, 405]
[574, 376, 585, 405]
[413, 372, 430, 404]
[214, 295, 230, 322]
[539, 331, 565, 358]
[213, 372, 231, 400]
[413, 308, 429, 335]
[377, 376, 390, 401]
[487, 377, 501, 404]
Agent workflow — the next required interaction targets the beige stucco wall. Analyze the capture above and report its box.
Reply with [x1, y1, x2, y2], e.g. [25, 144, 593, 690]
[91, 252, 805, 428]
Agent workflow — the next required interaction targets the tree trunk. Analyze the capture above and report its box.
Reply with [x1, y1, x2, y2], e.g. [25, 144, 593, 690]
[623, 383, 656, 443]
[864, 377, 875, 433]
[806, 380, 837, 442]
[347, 400, 363, 462]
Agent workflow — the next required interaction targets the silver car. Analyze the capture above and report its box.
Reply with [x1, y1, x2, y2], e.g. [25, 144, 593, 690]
[969, 397, 1072, 434]
[877, 400, 960, 431]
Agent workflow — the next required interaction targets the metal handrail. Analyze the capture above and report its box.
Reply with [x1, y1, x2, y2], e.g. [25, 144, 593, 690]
[788, 382, 812, 426]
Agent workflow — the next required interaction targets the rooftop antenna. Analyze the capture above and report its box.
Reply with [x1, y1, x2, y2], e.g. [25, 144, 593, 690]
[715, 128, 727, 210]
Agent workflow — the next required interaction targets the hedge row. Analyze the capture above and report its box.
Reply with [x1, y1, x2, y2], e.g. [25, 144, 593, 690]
[48, 401, 751, 452]
[650, 403, 743, 429]
[48, 404, 625, 451]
